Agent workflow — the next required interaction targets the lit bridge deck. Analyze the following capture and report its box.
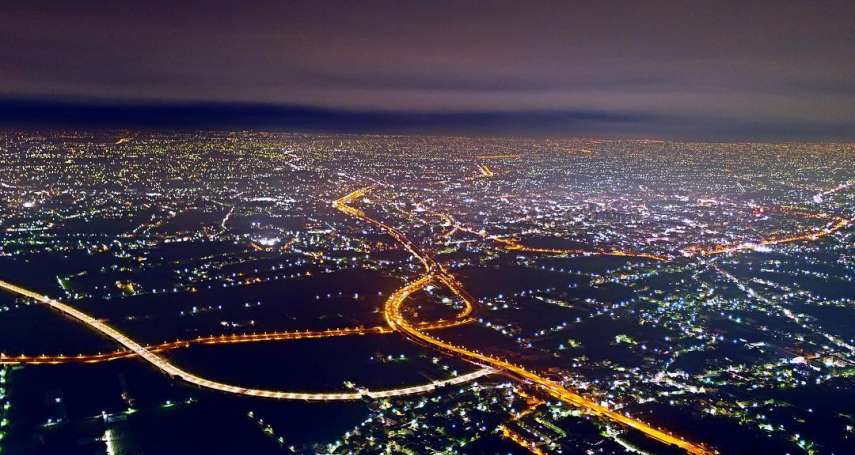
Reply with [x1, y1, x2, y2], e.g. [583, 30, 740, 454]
[0, 280, 493, 401]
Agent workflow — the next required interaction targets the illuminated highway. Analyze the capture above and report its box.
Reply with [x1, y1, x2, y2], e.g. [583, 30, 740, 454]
[432, 206, 850, 262]
[476, 154, 520, 159]
[685, 215, 852, 257]
[0, 319, 475, 365]
[335, 188, 714, 454]
[477, 164, 495, 177]
[0, 326, 393, 365]
[0, 186, 844, 452]
[384, 274, 713, 454]
[333, 188, 476, 320]
[2, 187, 476, 368]
[432, 209, 669, 261]
[496, 390, 546, 453]
[0, 280, 494, 401]
[343, 186, 848, 453]
[498, 424, 546, 455]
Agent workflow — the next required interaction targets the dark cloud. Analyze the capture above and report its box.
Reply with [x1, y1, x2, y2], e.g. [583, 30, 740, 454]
[1, 0, 854, 138]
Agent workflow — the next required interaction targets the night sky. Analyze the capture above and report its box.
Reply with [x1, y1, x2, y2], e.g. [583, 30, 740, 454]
[2, 0, 854, 139]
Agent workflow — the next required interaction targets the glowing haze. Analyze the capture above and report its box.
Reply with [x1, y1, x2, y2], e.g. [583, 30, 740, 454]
[2, 0, 854, 139]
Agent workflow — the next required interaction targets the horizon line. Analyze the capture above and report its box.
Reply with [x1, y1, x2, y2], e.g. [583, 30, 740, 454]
[1, 96, 853, 142]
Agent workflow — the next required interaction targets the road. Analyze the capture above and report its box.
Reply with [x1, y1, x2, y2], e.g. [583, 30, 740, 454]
[431, 209, 668, 261]
[1, 185, 843, 451]
[430, 206, 850, 262]
[0, 280, 494, 401]
[685, 216, 852, 257]
[333, 188, 476, 319]
[335, 188, 714, 455]
[1, 316, 475, 365]
[0, 326, 393, 365]
[477, 164, 494, 177]
[382, 272, 712, 454]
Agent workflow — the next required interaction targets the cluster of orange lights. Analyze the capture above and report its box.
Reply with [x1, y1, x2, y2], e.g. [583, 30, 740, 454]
[1, 185, 849, 455]
[498, 424, 547, 455]
[338, 188, 715, 455]
[432, 205, 849, 262]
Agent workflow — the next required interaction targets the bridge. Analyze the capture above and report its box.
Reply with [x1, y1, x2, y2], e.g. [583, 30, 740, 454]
[335, 188, 715, 455]
[0, 280, 494, 401]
